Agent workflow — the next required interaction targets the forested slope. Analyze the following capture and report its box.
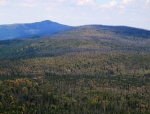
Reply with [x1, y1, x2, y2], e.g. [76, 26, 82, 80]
[0, 25, 150, 113]
[0, 25, 150, 59]
[0, 20, 71, 40]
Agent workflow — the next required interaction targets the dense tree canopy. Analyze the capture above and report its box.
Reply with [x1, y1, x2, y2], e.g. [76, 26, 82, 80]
[0, 25, 150, 113]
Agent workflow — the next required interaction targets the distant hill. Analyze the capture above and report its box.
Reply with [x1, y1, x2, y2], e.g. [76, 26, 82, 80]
[1, 23, 150, 114]
[0, 20, 72, 40]
[91, 25, 150, 39]
[0, 25, 150, 59]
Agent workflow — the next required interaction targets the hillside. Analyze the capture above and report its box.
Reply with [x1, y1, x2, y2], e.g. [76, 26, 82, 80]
[0, 25, 150, 59]
[0, 24, 150, 113]
[0, 20, 71, 40]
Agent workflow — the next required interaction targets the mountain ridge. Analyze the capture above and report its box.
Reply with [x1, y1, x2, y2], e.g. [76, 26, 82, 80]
[0, 21, 150, 114]
[1, 20, 150, 40]
[0, 20, 72, 40]
[0, 24, 150, 59]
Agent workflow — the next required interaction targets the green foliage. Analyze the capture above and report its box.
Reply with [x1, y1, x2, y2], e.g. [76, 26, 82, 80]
[0, 76, 149, 114]
[1, 51, 150, 78]
[0, 25, 150, 113]
[0, 25, 150, 59]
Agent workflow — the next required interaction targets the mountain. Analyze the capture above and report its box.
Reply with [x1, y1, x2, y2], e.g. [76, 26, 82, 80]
[0, 20, 72, 40]
[0, 25, 150, 59]
[0, 24, 150, 114]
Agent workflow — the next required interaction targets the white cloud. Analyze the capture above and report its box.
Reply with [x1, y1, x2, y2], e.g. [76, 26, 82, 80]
[119, 5, 125, 9]
[0, 12, 5, 16]
[118, 4, 126, 14]
[45, 7, 52, 11]
[77, 0, 94, 6]
[100, 0, 117, 9]
[57, 0, 65, 2]
[0, 0, 8, 6]
[146, 0, 150, 3]
[103, 16, 111, 20]
[146, 0, 150, 5]
[130, 18, 135, 21]
[20, 3, 38, 7]
[123, 0, 134, 4]
[25, 0, 36, 2]
[118, 0, 139, 14]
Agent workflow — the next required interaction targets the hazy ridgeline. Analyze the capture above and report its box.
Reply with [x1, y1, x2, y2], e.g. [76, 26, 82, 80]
[0, 25, 150, 113]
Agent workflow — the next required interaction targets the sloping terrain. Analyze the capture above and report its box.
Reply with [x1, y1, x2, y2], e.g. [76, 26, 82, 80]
[0, 25, 150, 113]
[0, 25, 150, 59]
[0, 20, 71, 40]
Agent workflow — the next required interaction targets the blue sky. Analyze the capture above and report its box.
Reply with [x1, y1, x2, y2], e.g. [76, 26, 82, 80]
[0, 0, 150, 30]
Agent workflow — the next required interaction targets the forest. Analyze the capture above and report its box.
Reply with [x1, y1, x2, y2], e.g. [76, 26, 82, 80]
[0, 25, 150, 113]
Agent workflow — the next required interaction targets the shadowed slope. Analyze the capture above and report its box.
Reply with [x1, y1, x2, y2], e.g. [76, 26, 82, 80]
[0, 20, 71, 40]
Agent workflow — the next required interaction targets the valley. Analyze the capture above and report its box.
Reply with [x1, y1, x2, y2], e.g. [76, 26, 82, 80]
[0, 23, 150, 113]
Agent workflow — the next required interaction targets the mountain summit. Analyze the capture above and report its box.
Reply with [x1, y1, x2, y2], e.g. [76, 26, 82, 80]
[0, 20, 72, 40]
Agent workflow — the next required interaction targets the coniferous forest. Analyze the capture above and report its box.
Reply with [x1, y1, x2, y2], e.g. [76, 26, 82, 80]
[0, 25, 150, 114]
